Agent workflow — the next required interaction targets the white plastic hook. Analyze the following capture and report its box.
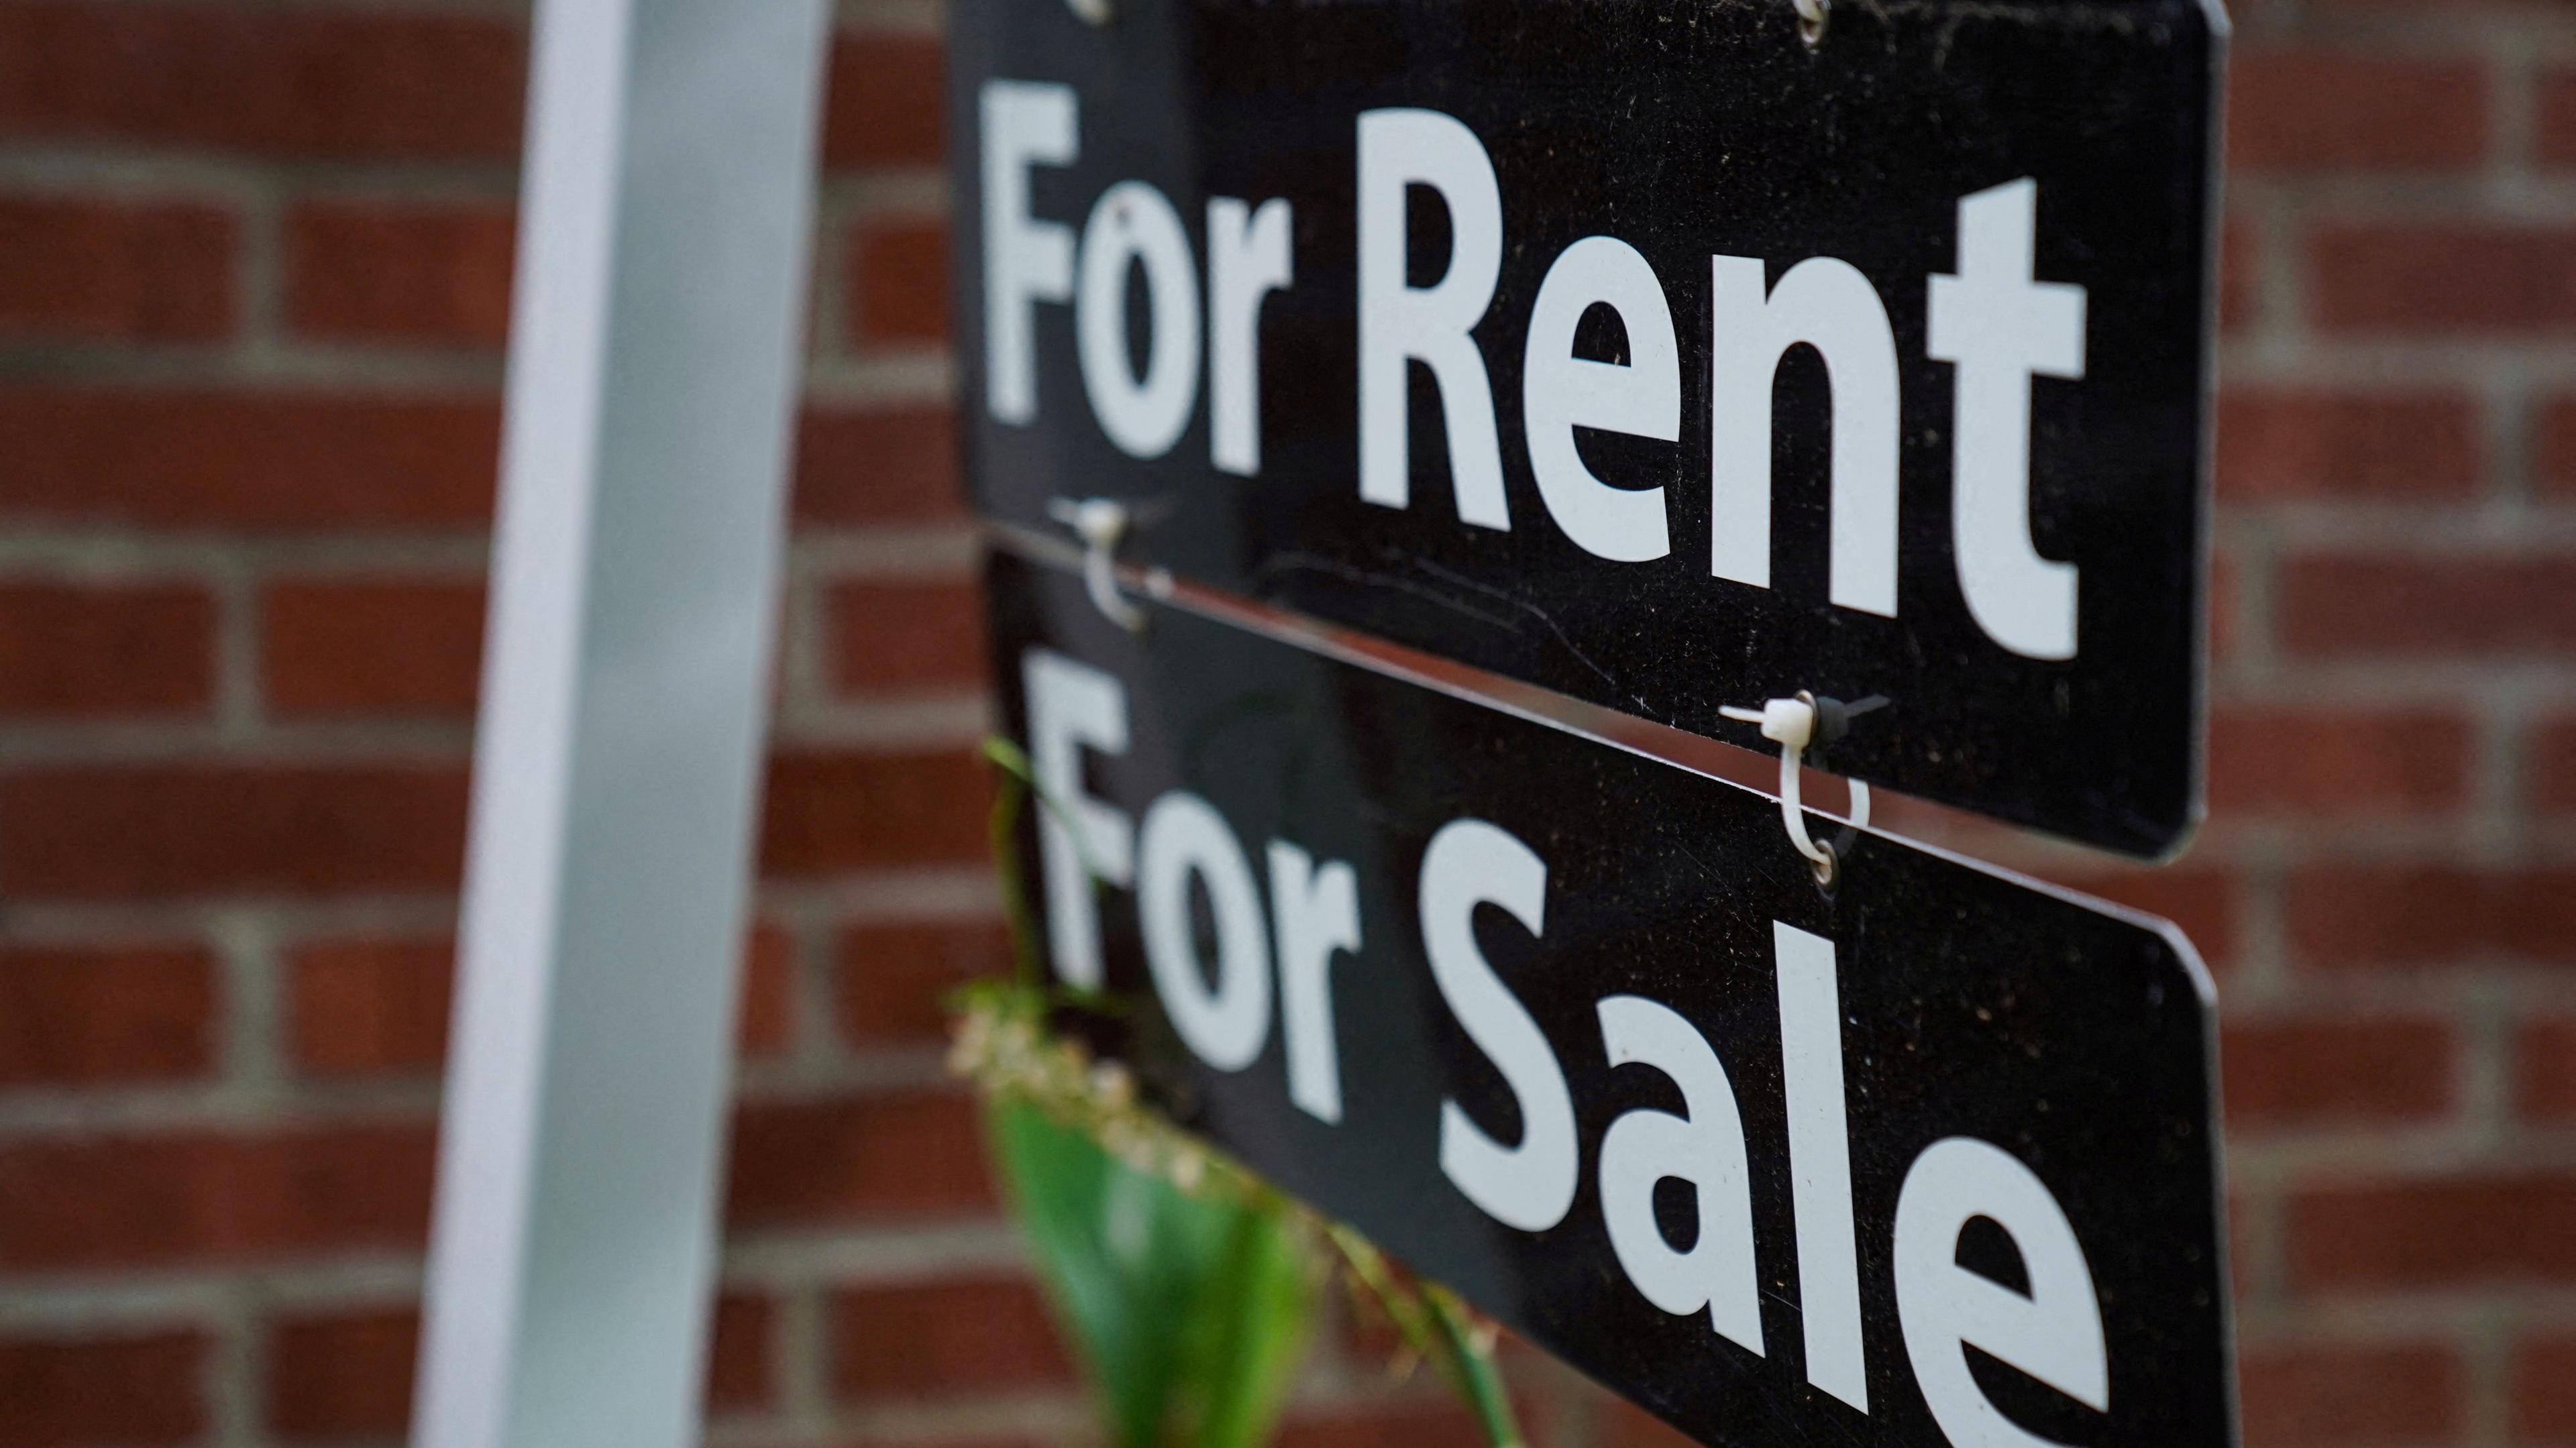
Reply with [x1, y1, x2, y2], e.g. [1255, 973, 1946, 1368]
[1719, 691, 1872, 885]
[1792, 0, 1829, 46]
[1048, 496, 1147, 632]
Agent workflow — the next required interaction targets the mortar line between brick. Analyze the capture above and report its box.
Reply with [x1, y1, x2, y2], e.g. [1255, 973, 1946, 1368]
[207, 1284, 265, 1448]
[212, 909, 287, 1104]
[233, 168, 288, 359]
[775, 1280, 834, 1433]
[783, 903, 851, 1078]
[812, 188, 857, 366]
[2494, 25, 2540, 185]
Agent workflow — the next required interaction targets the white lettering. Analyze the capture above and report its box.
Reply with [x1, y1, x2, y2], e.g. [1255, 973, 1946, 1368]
[1597, 993, 1764, 1355]
[1357, 108, 1509, 528]
[1709, 255, 1902, 616]
[1523, 236, 1680, 562]
[1021, 648, 1133, 991]
[1209, 196, 1294, 476]
[1420, 818, 1576, 1231]
[1076, 180, 1201, 459]
[979, 82, 1078, 425]
[1929, 179, 2086, 660]
[1269, 840, 1360, 1122]
[1895, 1137, 2109, 1448]
[1137, 791, 1271, 1070]
[1775, 921, 1869, 1412]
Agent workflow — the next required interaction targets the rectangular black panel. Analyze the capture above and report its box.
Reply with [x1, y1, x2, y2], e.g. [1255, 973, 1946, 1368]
[985, 549, 2235, 1448]
[948, 0, 2223, 856]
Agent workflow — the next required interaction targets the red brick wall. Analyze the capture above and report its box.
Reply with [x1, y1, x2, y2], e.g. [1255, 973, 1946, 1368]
[0, 0, 2566, 1445]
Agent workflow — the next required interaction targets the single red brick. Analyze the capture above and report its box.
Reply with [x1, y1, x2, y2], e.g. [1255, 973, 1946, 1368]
[0, 1123, 435, 1270]
[2534, 715, 2576, 814]
[830, 579, 987, 694]
[2278, 553, 2576, 658]
[2516, 1335, 2576, 1441]
[2288, 1172, 2576, 1288]
[0, 581, 213, 717]
[2039, 864, 2239, 974]
[0, 194, 233, 341]
[1279, 1402, 1493, 1448]
[2286, 867, 2576, 970]
[2228, 50, 2487, 173]
[738, 924, 796, 1058]
[830, 1276, 1068, 1400]
[0, 1329, 207, 1448]
[2206, 707, 2471, 816]
[0, 762, 469, 900]
[727, 1090, 992, 1226]
[2226, 1189, 2259, 1305]
[1602, 1398, 1703, 1448]
[822, 35, 944, 169]
[2222, 1015, 2456, 1127]
[285, 938, 451, 1078]
[266, 1308, 413, 1441]
[2238, 1341, 2462, 1447]
[794, 407, 965, 524]
[2210, 547, 2239, 665]
[0, 942, 217, 1086]
[2310, 224, 2576, 335]
[759, 750, 991, 877]
[289, 926, 792, 1079]
[2222, 213, 2259, 336]
[0, 386, 497, 530]
[2538, 68, 2576, 169]
[851, 221, 949, 344]
[266, 1291, 769, 1439]
[2516, 1018, 2576, 1122]
[706, 1292, 775, 1411]
[262, 578, 484, 718]
[837, 918, 1014, 1045]
[0, 1, 524, 160]
[2214, 389, 2481, 502]
[2537, 394, 2576, 497]
[287, 200, 514, 346]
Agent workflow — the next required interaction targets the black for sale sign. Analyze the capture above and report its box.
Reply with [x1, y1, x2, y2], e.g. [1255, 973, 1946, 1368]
[947, 0, 2224, 855]
[985, 548, 2234, 1448]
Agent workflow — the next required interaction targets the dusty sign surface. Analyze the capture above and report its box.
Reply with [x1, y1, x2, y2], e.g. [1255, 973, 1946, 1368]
[986, 549, 2235, 1448]
[948, 0, 2225, 856]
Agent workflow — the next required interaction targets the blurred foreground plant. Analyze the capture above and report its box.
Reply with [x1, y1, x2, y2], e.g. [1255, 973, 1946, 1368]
[945, 738, 1522, 1448]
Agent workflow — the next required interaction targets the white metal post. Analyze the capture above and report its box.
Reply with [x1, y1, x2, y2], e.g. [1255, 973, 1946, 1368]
[413, 1, 831, 1445]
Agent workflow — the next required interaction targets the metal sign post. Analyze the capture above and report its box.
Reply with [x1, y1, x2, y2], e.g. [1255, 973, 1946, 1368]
[413, 2, 832, 1446]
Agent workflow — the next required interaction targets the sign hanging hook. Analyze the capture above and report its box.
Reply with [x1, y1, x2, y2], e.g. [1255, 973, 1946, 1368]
[1049, 496, 1150, 632]
[1792, 0, 1829, 46]
[1718, 690, 1883, 887]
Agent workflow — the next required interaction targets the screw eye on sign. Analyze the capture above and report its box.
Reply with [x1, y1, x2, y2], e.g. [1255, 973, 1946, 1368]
[947, 0, 2225, 857]
[985, 548, 2234, 1448]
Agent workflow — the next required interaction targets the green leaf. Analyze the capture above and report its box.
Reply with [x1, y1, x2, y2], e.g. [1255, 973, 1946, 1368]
[985, 1099, 1314, 1448]
[969, 735, 1501, 1448]
[1173, 1197, 1314, 1448]
[979, 738, 1044, 987]
[1423, 1283, 1523, 1448]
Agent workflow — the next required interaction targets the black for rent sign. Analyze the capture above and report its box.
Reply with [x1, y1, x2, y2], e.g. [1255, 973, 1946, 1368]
[985, 549, 2233, 1448]
[947, 0, 2224, 855]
